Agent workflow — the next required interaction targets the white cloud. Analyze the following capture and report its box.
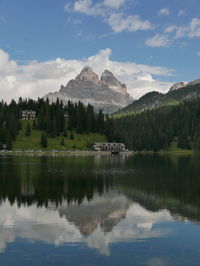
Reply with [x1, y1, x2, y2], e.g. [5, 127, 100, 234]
[0, 48, 174, 102]
[188, 18, 200, 38]
[158, 8, 170, 16]
[178, 10, 185, 16]
[137, 74, 154, 82]
[0, 50, 17, 73]
[164, 25, 178, 34]
[103, 0, 127, 9]
[147, 18, 200, 48]
[164, 18, 200, 39]
[73, 0, 103, 16]
[146, 34, 171, 47]
[72, 0, 128, 14]
[74, 0, 92, 12]
[107, 13, 154, 33]
[127, 76, 173, 98]
[65, 0, 154, 33]
[197, 51, 200, 56]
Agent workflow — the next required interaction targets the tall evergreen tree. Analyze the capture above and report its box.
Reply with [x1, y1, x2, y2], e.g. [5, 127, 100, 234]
[25, 122, 31, 136]
[70, 131, 74, 140]
[60, 136, 65, 146]
[63, 127, 68, 137]
[32, 119, 37, 130]
[40, 133, 48, 148]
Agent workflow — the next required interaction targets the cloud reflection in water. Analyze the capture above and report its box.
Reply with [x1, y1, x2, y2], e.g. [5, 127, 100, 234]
[0, 193, 172, 256]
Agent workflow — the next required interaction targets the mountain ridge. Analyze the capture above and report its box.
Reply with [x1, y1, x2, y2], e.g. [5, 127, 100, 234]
[44, 67, 133, 114]
[114, 78, 200, 116]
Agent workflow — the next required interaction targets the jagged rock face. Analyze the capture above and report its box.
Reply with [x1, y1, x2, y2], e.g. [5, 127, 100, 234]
[75, 67, 101, 85]
[101, 69, 127, 94]
[44, 67, 133, 114]
[169, 82, 186, 92]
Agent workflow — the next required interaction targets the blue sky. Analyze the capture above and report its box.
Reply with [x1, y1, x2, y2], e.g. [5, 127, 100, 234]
[0, 0, 200, 101]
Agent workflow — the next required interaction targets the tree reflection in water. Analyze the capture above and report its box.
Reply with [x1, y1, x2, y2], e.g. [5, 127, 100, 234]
[0, 154, 199, 256]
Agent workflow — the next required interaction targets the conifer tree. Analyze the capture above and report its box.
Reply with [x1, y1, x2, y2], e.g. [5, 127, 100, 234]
[63, 128, 68, 137]
[25, 122, 31, 136]
[97, 110, 104, 133]
[70, 131, 74, 140]
[7, 113, 18, 140]
[60, 136, 65, 146]
[32, 119, 37, 130]
[51, 117, 57, 137]
[6, 132, 13, 150]
[40, 133, 48, 148]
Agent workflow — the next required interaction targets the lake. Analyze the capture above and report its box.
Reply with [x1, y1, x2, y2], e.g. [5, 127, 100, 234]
[0, 154, 200, 265]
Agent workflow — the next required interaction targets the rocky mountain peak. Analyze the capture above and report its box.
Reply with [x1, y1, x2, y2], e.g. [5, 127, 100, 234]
[82, 66, 93, 72]
[101, 69, 127, 94]
[102, 69, 114, 77]
[44, 67, 133, 113]
[75, 66, 100, 85]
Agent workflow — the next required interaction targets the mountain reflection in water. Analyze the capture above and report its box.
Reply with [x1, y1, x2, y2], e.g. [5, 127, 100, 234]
[0, 154, 200, 256]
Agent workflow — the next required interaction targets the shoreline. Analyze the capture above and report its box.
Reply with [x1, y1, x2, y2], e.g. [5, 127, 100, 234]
[0, 150, 134, 156]
[0, 149, 197, 157]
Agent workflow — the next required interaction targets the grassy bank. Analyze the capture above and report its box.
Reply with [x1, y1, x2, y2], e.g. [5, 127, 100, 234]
[158, 148, 193, 155]
[159, 139, 194, 155]
[13, 120, 107, 151]
[133, 140, 194, 156]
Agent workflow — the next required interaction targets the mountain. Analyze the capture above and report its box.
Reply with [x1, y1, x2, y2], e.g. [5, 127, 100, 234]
[169, 82, 186, 92]
[43, 67, 133, 114]
[115, 91, 176, 116]
[187, 79, 200, 87]
[115, 78, 200, 116]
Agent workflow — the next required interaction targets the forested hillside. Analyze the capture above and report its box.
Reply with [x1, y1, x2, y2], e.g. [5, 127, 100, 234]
[1, 95, 200, 152]
[106, 97, 200, 151]
[0, 98, 106, 150]
[115, 83, 200, 116]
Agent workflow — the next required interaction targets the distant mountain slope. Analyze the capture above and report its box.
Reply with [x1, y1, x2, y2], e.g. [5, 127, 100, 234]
[115, 80, 200, 116]
[106, 96, 200, 151]
[167, 83, 200, 101]
[44, 67, 133, 114]
[115, 91, 177, 116]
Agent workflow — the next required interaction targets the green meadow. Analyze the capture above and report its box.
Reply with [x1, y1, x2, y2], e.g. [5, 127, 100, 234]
[13, 120, 107, 151]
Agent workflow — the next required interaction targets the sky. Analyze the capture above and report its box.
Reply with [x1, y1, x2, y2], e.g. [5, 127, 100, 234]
[0, 0, 200, 101]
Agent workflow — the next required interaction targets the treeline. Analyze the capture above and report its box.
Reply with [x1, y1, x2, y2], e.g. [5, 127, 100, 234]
[20, 98, 105, 136]
[106, 97, 200, 151]
[0, 100, 20, 150]
[0, 98, 106, 150]
[67, 101, 105, 134]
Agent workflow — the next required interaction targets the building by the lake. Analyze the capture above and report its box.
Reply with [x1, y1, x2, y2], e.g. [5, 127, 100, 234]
[21, 110, 36, 120]
[64, 113, 69, 118]
[93, 143, 126, 152]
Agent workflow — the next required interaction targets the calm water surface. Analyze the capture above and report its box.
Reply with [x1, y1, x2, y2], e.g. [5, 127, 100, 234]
[0, 154, 200, 265]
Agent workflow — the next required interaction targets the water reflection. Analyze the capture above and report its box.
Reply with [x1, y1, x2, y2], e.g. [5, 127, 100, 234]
[0, 154, 200, 257]
[0, 195, 172, 255]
